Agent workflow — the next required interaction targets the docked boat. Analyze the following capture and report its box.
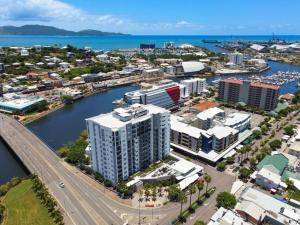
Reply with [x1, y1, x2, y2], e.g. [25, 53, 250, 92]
[202, 39, 222, 44]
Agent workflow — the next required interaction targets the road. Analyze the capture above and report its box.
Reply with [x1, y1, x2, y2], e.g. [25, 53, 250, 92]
[170, 151, 235, 224]
[2, 113, 213, 225]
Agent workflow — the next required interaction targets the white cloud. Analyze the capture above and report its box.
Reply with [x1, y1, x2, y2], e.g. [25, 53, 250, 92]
[0, 0, 124, 27]
[176, 21, 191, 27]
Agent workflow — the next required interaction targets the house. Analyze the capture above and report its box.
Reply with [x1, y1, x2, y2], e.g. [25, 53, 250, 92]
[235, 187, 300, 225]
[256, 154, 289, 175]
[255, 167, 282, 190]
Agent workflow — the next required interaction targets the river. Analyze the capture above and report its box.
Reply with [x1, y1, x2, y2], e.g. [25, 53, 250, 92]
[1, 61, 300, 185]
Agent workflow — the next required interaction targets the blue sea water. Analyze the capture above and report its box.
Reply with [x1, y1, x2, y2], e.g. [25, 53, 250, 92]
[1, 35, 300, 52]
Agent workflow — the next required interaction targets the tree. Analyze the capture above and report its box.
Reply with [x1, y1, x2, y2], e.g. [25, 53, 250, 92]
[261, 125, 268, 135]
[269, 139, 282, 150]
[178, 191, 187, 219]
[286, 179, 296, 191]
[250, 158, 257, 168]
[204, 174, 212, 194]
[216, 192, 237, 209]
[253, 129, 262, 139]
[196, 179, 204, 201]
[194, 220, 206, 225]
[284, 125, 295, 136]
[239, 167, 252, 181]
[157, 184, 163, 197]
[144, 187, 151, 201]
[167, 184, 181, 202]
[188, 184, 196, 209]
[226, 156, 235, 165]
[217, 161, 227, 171]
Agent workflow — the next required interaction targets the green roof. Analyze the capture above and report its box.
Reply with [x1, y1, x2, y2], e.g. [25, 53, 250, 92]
[257, 154, 289, 175]
[282, 169, 300, 182]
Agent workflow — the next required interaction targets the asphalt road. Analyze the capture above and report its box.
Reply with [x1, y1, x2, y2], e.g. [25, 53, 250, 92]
[1, 114, 203, 225]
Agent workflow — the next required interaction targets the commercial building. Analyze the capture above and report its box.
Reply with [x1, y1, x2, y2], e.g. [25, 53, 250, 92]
[208, 207, 252, 225]
[218, 79, 280, 110]
[181, 61, 205, 75]
[235, 187, 300, 225]
[124, 81, 185, 110]
[170, 115, 238, 154]
[197, 107, 225, 130]
[214, 112, 251, 132]
[228, 52, 243, 65]
[86, 104, 170, 185]
[180, 78, 207, 97]
[0, 93, 45, 114]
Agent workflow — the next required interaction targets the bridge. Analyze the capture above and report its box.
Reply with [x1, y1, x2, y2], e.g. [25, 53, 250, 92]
[0, 114, 184, 225]
[0, 114, 125, 225]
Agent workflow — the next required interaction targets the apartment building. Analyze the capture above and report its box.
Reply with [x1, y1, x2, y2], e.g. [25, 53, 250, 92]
[180, 78, 207, 97]
[86, 104, 170, 185]
[218, 79, 280, 110]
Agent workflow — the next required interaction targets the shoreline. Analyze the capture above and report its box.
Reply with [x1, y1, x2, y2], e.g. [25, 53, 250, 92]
[22, 76, 163, 125]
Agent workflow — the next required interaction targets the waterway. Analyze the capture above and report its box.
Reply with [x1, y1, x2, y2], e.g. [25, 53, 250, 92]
[1, 58, 300, 185]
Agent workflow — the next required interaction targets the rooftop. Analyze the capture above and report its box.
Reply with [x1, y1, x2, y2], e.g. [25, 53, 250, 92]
[191, 101, 218, 112]
[197, 107, 224, 121]
[257, 154, 289, 174]
[220, 79, 243, 85]
[181, 61, 205, 73]
[222, 113, 251, 127]
[207, 125, 239, 139]
[86, 104, 169, 130]
[236, 187, 300, 225]
[250, 82, 280, 90]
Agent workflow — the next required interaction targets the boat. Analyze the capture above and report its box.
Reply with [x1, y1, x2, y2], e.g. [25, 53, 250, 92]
[202, 39, 222, 44]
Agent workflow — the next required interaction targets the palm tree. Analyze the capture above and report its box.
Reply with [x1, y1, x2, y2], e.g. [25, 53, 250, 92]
[151, 187, 157, 219]
[178, 191, 187, 216]
[157, 184, 163, 197]
[196, 179, 204, 201]
[144, 187, 151, 201]
[138, 189, 143, 225]
[204, 174, 212, 194]
[188, 184, 196, 209]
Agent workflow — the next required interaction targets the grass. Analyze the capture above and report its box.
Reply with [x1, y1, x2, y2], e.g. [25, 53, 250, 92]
[2, 179, 56, 225]
[289, 190, 300, 202]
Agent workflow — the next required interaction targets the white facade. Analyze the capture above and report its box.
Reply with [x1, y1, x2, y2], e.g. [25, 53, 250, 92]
[197, 107, 225, 130]
[228, 52, 243, 65]
[180, 78, 207, 97]
[86, 104, 170, 185]
[124, 81, 183, 110]
[214, 112, 251, 132]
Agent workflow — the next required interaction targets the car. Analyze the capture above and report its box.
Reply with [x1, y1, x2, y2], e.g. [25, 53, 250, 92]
[59, 182, 65, 188]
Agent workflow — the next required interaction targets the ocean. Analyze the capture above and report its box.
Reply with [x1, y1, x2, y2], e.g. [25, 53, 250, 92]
[0, 35, 300, 51]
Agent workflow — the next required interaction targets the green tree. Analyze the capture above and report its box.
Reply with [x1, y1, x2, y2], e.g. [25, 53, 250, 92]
[204, 174, 212, 194]
[167, 184, 181, 202]
[194, 220, 206, 225]
[261, 125, 268, 135]
[217, 161, 227, 171]
[188, 184, 196, 209]
[216, 192, 237, 209]
[253, 129, 262, 139]
[178, 191, 187, 219]
[284, 125, 295, 136]
[226, 156, 235, 165]
[269, 139, 282, 150]
[196, 179, 204, 201]
[239, 167, 252, 181]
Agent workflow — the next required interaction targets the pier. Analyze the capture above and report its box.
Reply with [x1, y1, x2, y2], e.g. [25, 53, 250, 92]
[0, 114, 123, 225]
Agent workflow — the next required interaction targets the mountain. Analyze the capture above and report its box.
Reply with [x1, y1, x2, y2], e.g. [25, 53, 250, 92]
[0, 25, 128, 36]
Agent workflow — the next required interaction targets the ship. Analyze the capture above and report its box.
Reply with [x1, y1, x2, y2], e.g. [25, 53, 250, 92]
[202, 39, 222, 44]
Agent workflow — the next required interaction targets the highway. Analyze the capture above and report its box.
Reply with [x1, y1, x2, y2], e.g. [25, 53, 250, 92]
[0, 114, 125, 225]
[1, 114, 211, 225]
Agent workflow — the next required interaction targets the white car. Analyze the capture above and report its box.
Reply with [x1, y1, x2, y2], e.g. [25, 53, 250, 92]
[59, 182, 65, 188]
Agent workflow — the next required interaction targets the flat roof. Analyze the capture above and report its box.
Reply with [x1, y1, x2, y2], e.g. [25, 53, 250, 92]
[197, 107, 224, 120]
[251, 82, 280, 90]
[220, 79, 243, 85]
[181, 61, 204, 73]
[87, 104, 168, 130]
[222, 113, 251, 127]
[208, 125, 239, 139]
[191, 101, 217, 111]
[170, 115, 208, 139]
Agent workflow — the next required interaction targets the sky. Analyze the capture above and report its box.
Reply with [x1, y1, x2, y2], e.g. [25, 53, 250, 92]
[0, 0, 300, 35]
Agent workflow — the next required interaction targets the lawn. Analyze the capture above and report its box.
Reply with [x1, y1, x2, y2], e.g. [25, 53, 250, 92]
[3, 179, 56, 225]
[289, 190, 300, 202]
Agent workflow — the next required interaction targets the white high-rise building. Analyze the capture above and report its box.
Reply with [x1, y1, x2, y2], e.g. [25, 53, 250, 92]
[181, 78, 207, 97]
[86, 104, 170, 185]
[228, 52, 243, 65]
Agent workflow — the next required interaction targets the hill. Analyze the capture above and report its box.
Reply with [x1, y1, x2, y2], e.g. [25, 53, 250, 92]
[0, 25, 128, 36]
